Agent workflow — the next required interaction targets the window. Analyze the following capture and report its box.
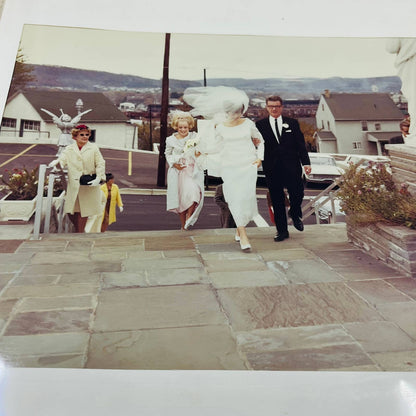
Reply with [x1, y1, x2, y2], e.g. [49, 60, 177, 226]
[352, 141, 362, 149]
[1, 117, 16, 128]
[361, 121, 368, 131]
[321, 120, 324, 129]
[22, 120, 40, 131]
[327, 121, 330, 130]
[375, 123, 381, 131]
[321, 104, 324, 111]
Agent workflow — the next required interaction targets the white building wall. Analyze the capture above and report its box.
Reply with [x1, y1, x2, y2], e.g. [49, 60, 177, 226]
[1, 93, 53, 142]
[1, 94, 136, 149]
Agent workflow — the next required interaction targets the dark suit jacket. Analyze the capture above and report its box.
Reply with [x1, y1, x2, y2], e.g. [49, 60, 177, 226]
[389, 135, 405, 144]
[256, 116, 310, 179]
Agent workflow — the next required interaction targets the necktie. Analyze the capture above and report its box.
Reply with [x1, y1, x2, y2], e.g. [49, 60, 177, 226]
[275, 118, 281, 143]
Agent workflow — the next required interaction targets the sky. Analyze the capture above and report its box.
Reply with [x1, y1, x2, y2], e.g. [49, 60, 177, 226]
[19, 24, 399, 81]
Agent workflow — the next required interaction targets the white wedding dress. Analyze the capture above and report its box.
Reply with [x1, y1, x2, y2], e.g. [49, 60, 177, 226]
[214, 119, 264, 227]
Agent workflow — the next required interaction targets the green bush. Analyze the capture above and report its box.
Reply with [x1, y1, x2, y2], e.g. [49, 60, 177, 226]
[337, 161, 416, 229]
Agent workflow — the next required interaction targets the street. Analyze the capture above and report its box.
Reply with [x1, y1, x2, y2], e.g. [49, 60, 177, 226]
[106, 193, 330, 232]
[0, 143, 341, 231]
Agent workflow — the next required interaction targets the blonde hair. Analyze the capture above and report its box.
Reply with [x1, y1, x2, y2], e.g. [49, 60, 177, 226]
[170, 111, 195, 130]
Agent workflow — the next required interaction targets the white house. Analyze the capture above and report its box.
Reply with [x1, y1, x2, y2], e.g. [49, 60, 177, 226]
[315, 91, 404, 155]
[0, 91, 136, 149]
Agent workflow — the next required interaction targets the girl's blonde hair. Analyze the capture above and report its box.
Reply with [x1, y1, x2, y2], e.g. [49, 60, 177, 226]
[170, 111, 195, 130]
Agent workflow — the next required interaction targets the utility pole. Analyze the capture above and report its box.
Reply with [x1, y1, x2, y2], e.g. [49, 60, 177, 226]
[157, 33, 170, 187]
[203, 68, 207, 87]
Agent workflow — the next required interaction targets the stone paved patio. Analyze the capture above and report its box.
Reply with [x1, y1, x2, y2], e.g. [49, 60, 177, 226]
[1, 224, 416, 371]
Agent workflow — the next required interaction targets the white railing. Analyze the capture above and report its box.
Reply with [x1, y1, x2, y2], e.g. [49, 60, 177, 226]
[302, 180, 341, 224]
[32, 164, 68, 240]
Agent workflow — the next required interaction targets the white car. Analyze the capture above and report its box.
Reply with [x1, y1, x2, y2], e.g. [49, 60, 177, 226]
[303, 153, 344, 186]
[312, 195, 345, 223]
[336, 155, 391, 173]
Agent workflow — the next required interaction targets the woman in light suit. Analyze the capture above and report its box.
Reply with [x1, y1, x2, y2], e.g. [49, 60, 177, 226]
[49, 124, 106, 232]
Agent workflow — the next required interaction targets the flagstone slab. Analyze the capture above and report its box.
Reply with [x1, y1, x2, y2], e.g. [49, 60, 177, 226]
[344, 321, 416, 353]
[0, 252, 33, 263]
[162, 249, 198, 258]
[18, 295, 95, 312]
[144, 237, 195, 251]
[202, 253, 267, 273]
[65, 241, 94, 252]
[370, 350, 416, 371]
[245, 344, 373, 371]
[0, 332, 89, 357]
[7, 354, 85, 368]
[57, 273, 101, 285]
[259, 248, 318, 262]
[10, 275, 59, 286]
[196, 243, 241, 253]
[102, 271, 147, 289]
[318, 249, 401, 280]
[236, 324, 355, 353]
[0, 240, 24, 253]
[385, 277, 416, 300]
[346, 280, 412, 306]
[123, 256, 202, 272]
[2, 283, 99, 299]
[146, 268, 208, 286]
[4, 309, 93, 335]
[92, 237, 145, 248]
[17, 241, 67, 253]
[19, 263, 102, 276]
[93, 285, 226, 332]
[87, 325, 247, 370]
[209, 270, 288, 288]
[377, 302, 416, 338]
[1, 263, 25, 273]
[0, 273, 14, 290]
[218, 283, 382, 331]
[0, 299, 17, 332]
[266, 259, 344, 284]
[89, 252, 130, 262]
[30, 252, 91, 264]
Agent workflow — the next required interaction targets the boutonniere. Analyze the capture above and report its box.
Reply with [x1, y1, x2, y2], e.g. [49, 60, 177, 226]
[282, 123, 289, 129]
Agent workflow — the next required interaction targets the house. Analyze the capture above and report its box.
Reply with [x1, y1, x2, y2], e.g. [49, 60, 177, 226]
[315, 91, 404, 155]
[0, 91, 136, 148]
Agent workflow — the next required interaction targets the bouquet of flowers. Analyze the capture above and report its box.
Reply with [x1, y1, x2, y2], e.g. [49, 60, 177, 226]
[181, 136, 200, 163]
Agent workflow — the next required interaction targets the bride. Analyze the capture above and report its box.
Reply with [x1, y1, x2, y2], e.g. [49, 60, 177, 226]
[184, 87, 264, 251]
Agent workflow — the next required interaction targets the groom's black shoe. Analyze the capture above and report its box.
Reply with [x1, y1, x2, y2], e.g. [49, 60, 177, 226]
[292, 217, 304, 232]
[274, 231, 289, 242]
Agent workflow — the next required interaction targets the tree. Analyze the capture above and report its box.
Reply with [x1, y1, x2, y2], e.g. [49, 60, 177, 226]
[299, 120, 317, 152]
[8, 49, 36, 98]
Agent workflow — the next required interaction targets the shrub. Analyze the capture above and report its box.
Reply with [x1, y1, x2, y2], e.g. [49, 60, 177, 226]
[337, 161, 416, 229]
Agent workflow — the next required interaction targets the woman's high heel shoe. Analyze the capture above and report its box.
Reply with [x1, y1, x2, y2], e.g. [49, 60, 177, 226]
[234, 234, 240, 242]
[240, 241, 251, 252]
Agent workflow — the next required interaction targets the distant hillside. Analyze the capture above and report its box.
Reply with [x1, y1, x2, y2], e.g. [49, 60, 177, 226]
[25, 64, 201, 92]
[22, 64, 402, 98]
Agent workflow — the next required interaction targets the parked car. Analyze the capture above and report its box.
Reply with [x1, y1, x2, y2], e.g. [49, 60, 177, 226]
[303, 153, 344, 186]
[312, 194, 345, 223]
[336, 155, 391, 173]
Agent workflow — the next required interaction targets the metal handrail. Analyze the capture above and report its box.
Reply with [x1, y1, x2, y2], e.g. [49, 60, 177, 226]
[302, 180, 340, 224]
[32, 164, 67, 240]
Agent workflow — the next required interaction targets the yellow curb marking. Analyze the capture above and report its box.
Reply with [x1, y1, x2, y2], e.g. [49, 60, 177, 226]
[0, 144, 37, 168]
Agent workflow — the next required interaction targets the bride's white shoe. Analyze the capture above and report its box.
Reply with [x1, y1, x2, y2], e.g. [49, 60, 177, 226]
[240, 241, 251, 252]
[234, 234, 240, 242]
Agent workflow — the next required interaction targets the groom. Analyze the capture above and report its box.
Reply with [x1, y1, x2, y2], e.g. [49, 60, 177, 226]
[256, 95, 311, 241]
